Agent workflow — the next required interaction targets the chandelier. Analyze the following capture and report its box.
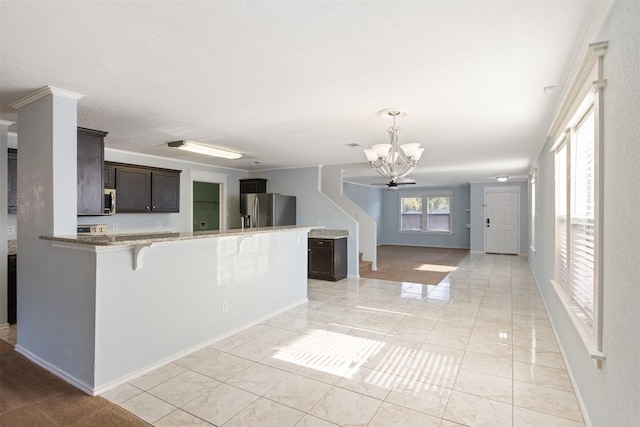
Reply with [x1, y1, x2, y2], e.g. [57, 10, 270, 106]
[364, 111, 424, 182]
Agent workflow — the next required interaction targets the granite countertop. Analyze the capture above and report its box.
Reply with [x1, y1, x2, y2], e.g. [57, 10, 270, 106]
[308, 228, 349, 239]
[8, 239, 17, 255]
[40, 225, 314, 247]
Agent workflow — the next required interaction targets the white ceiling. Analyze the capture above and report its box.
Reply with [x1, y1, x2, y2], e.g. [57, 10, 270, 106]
[0, 1, 606, 186]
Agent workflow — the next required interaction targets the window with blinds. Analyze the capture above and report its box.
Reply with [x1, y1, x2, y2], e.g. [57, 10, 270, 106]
[557, 108, 597, 331]
[400, 191, 453, 233]
[554, 105, 601, 348]
[530, 169, 537, 251]
[549, 40, 605, 366]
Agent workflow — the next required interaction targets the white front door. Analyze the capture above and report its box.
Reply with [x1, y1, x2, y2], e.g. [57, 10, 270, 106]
[485, 188, 520, 254]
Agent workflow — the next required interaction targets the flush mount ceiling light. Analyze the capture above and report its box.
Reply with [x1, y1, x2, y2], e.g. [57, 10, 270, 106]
[168, 140, 244, 160]
[364, 110, 424, 183]
[497, 175, 509, 182]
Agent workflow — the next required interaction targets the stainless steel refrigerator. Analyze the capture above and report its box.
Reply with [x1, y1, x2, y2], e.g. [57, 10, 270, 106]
[240, 193, 296, 228]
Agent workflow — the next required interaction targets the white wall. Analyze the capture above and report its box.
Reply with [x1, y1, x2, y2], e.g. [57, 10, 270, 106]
[527, 2, 640, 425]
[343, 182, 384, 239]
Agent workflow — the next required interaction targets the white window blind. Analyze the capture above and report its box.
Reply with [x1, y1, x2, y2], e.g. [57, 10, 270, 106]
[426, 196, 451, 232]
[556, 144, 568, 286]
[401, 197, 422, 231]
[570, 109, 596, 328]
[530, 169, 537, 251]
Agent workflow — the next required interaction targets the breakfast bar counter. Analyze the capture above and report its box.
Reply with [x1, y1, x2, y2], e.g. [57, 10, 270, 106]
[41, 225, 309, 247]
[22, 226, 313, 395]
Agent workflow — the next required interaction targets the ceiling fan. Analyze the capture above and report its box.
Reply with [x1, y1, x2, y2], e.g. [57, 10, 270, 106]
[372, 178, 416, 190]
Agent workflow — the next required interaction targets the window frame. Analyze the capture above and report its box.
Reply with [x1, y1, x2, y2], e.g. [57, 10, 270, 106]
[400, 190, 454, 235]
[530, 168, 537, 252]
[549, 41, 606, 367]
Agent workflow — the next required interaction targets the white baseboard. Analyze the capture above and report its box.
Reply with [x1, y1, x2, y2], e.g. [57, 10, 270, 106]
[529, 272, 593, 427]
[15, 345, 95, 395]
[378, 243, 470, 250]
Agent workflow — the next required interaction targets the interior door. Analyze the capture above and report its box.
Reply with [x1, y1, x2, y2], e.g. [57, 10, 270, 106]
[485, 189, 519, 254]
[192, 181, 220, 231]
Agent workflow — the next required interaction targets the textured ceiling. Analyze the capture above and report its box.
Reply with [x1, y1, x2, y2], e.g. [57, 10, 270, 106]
[0, 1, 605, 186]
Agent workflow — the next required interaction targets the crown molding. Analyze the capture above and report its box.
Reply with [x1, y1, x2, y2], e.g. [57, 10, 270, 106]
[547, 41, 607, 139]
[9, 86, 85, 110]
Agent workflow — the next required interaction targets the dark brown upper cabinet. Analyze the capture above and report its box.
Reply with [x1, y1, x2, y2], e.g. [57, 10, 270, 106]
[77, 127, 108, 215]
[239, 178, 267, 195]
[7, 148, 17, 214]
[109, 162, 180, 213]
[104, 163, 116, 189]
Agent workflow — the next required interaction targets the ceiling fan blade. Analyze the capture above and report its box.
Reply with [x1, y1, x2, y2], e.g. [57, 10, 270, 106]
[370, 180, 416, 187]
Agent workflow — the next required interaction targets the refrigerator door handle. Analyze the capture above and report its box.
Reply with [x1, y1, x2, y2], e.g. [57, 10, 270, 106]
[252, 196, 259, 228]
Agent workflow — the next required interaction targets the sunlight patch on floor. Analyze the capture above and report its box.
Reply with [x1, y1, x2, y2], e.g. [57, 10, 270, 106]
[414, 263, 458, 273]
[273, 329, 385, 378]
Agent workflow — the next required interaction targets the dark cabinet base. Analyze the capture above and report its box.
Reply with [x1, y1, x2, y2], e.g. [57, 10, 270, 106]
[8, 255, 16, 324]
[308, 238, 347, 281]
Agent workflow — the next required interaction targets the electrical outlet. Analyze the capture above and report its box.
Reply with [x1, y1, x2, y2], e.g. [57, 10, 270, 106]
[112, 223, 118, 231]
[222, 301, 229, 313]
[157, 221, 162, 229]
[7, 226, 15, 235]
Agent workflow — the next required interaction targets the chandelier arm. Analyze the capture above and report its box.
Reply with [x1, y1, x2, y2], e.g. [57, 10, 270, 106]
[372, 166, 392, 178]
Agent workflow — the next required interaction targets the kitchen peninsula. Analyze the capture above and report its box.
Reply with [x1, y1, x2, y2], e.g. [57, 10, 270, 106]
[24, 226, 313, 395]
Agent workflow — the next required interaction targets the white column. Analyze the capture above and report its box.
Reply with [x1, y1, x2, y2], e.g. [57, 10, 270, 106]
[10, 86, 84, 237]
[9, 86, 84, 347]
[0, 120, 14, 327]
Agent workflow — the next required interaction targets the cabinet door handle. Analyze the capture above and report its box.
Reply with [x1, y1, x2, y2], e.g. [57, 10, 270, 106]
[146, 206, 150, 211]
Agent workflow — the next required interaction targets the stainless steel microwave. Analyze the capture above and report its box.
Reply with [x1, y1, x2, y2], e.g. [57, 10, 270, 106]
[104, 189, 116, 215]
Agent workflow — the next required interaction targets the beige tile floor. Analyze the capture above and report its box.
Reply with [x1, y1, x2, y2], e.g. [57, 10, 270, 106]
[101, 253, 583, 426]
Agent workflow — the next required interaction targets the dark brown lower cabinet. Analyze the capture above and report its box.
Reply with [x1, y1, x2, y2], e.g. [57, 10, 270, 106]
[308, 238, 347, 281]
[8, 255, 16, 324]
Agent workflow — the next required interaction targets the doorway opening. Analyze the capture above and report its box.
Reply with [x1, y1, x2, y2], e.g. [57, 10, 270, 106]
[193, 181, 220, 231]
